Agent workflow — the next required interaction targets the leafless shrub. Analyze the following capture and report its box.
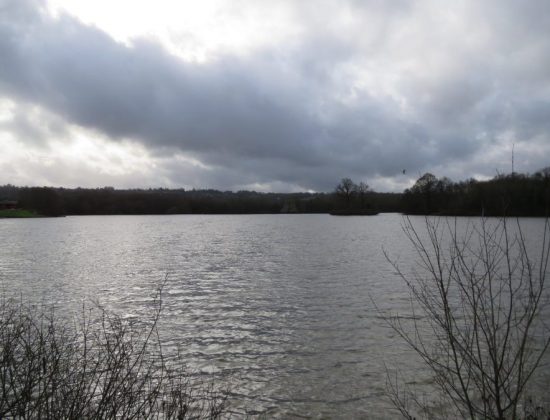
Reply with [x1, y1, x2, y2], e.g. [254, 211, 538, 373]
[382, 216, 550, 419]
[0, 285, 228, 419]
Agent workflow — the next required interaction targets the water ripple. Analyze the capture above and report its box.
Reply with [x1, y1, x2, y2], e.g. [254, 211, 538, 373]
[1, 214, 548, 417]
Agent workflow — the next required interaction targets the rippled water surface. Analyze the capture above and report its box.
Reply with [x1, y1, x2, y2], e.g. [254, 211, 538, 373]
[1, 214, 548, 418]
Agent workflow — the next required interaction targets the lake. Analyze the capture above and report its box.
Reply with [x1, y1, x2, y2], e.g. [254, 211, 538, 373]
[0, 213, 548, 418]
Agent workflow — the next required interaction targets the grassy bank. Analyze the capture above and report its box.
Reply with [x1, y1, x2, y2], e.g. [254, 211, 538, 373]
[0, 209, 39, 218]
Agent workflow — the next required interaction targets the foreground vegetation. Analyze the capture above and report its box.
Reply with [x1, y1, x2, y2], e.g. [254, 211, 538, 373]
[383, 216, 550, 419]
[0, 289, 227, 419]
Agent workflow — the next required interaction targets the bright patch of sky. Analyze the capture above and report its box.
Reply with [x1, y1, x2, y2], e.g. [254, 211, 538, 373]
[47, 0, 301, 62]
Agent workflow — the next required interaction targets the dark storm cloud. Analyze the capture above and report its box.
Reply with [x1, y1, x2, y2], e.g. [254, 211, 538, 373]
[0, 1, 319, 162]
[1, 0, 550, 190]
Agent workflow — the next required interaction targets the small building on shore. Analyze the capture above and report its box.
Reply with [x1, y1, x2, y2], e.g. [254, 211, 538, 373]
[0, 200, 18, 210]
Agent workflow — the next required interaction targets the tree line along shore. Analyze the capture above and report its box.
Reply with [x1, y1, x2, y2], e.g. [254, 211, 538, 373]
[1, 169, 549, 218]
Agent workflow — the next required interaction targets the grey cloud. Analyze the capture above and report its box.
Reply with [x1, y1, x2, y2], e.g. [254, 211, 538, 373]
[0, 6, 330, 171]
[0, 100, 68, 147]
[1, 0, 550, 191]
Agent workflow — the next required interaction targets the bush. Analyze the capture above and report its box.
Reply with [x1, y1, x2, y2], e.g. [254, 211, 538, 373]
[383, 216, 550, 419]
[0, 287, 227, 419]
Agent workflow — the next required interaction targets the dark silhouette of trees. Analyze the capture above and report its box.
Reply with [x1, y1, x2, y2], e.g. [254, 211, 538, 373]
[332, 178, 378, 214]
[4, 186, 351, 215]
[402, 170, 550, 217]
[354, 181, 370, 209]
[403, 173, 439, 214]
[18, 187, 65, 216]
[4, 167, 548, 217]
[335, 178, 356, 208]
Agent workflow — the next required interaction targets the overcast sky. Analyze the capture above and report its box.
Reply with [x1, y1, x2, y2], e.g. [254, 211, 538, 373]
[1, 0, 549, 192]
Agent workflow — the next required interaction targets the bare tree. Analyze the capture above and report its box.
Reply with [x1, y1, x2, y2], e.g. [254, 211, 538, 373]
[382, 216, 550, 419]
[354, 181, 370, 209]
[336, 178, 356, 207]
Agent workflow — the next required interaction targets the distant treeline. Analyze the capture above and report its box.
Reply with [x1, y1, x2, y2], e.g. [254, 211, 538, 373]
[402, 169, 550, 217]
[1, 168, 549, 217]
[0, 185, 401, 216]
